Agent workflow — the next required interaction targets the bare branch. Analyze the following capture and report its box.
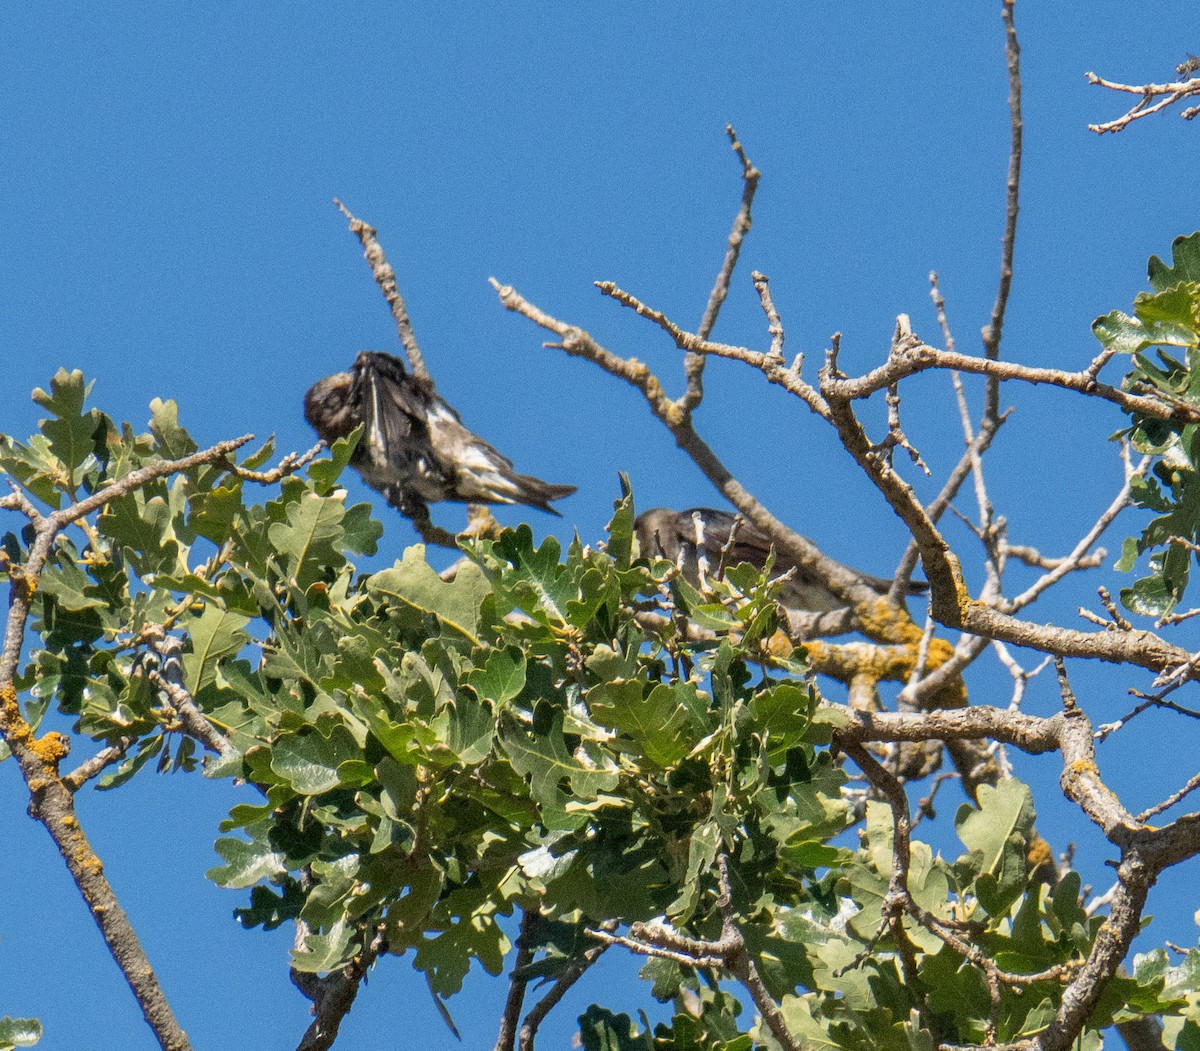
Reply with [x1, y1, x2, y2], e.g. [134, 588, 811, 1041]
[1138, 769, 1200, 824]
[62, 734, 139, 793]
[750, 271, 785, 362]
[145, 633, 236, 761]
[0, 483, 43, 522]
[913, 771, 961, 828]
[494, 910, 535, 1051]
[1096, 691, 1200, 742]
[594, 277, 829, 419]
[982, 0, 1024, 419]
[225, 441, 325, 484]
[0, 433, 265, 1051]
[715, 855, 804, 1051]
[819, 340, 1194, 422]
[1003, 455, 1144, 613]
[1086, 69, 1200, 134]
[815, 379, 1191, 673]
[583, 924, 724, 970]
[1004, 545, 1105, 571]
[334, 198, 430, 383]
[490, 279, 908, 637]
[683, 125, 762, 410]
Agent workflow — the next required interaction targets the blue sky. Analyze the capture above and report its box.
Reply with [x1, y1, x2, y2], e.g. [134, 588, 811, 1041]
[2, 3, 1200, 1048]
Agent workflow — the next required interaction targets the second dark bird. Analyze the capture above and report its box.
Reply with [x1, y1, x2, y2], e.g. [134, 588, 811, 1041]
[635, 506, 927, 613]
[305, 351, 576, 519]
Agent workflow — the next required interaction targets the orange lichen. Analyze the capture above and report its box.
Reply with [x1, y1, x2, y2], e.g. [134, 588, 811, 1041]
[78, 851, 105, 877]
[30, 731, 70, 768]
[1026, 834, 1054, 874]
[0, 683, 35, 749]
[856, 596, 924, 647]
[10, 573, 37, 604]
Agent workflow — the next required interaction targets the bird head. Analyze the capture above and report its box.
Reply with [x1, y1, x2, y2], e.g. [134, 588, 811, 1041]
[303, 371, 357, 444]
[634, 508, 686, 565]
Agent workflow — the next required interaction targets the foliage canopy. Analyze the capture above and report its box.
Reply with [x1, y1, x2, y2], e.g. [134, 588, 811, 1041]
[3, 352, 1200, 1049]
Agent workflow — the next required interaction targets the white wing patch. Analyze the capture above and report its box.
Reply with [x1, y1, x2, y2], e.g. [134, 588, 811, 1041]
[366, 377, 389, 466]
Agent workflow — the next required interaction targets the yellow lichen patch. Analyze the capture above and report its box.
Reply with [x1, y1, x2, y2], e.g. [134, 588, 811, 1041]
[855, 596, 923, 646]
[11, 573, 37, 604]
[0, 683, 36, 749]
[953, 578, 973, 615]
[925, 636, 954, 667]
[805, 640, 918, 684]
[764, 628, 795, 661]
[77, 850, 105, 877]
[30, 731, 71, 768]
[802, 624, 970, 717]
[1071, 758, 1098, 776]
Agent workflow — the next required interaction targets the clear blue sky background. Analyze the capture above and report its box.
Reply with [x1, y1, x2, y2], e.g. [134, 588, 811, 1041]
[2, 3, 1199, 1048]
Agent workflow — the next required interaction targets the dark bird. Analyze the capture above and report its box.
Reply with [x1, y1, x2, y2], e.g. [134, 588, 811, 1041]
[304, 351, 576, 518]
[634, 506, 927, 613]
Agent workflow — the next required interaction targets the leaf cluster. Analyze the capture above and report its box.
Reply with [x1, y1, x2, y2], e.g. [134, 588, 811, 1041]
[0, 375, 1182, 1047]
[1095, 232, 1200, 615]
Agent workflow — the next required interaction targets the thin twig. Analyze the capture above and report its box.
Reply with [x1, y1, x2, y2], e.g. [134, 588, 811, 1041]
[334, 199, 430, 383]
[683, 125, 762, 411]
[491, 280, 908, 641]
[1086, 69, 1200, 133]
[982, 0, 1023, 423]
[1137, 770, 1200, 824]
[493, 909, 537, 1051]
[146, 633, 237, 761]
[225, 441, 326, 484]
[1003, 456, 1144, 613]
[62, 734, 140, 793]
[518, 920, 615, 1051]
[1096, 691, 1200, 742]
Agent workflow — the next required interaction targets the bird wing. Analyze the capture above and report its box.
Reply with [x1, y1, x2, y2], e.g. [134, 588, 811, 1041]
[423, 394, 576, 513]
[651, 507, 928, 612]
[354, 353, 429, 463]
[350, 353, 453, 509]
[680, 508, 922, 596]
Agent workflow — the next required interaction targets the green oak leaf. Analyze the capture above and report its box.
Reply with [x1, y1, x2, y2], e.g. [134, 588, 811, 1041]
[955, 778, 1035, 916]
[369, 547, 490, 644]
[291, 918, 357, 973]
[0, 1016, 42, 1050]
[267, 491, 346, 588]
[180, 604, 251, 695]
[578, 1007, 654, 1051]
[499, 708, 619, 824]
[269, 724, 362, 795]
[208, 833, 288, 889]
[588, 680, 708, 768]
[148, 397, 197, 459]
[1149, 232, 1200, 291]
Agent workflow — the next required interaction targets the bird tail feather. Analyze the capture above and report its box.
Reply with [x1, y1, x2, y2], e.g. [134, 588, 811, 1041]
[480, 469, 576, 515]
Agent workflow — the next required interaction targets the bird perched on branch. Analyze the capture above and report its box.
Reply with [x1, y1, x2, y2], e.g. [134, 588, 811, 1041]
[304, 351, 576, 519]
[635, 506, 927, 613]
